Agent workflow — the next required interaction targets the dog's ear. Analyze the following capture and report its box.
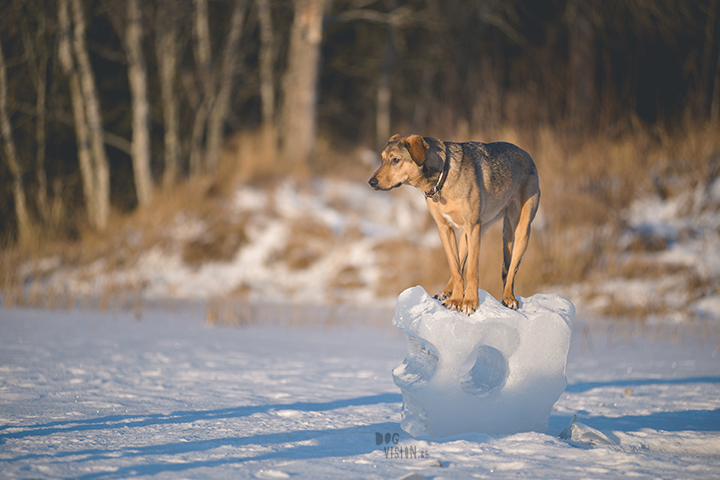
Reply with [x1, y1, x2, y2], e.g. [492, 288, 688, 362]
[388, 134, 402, 143]
[403, 135, 429, 166]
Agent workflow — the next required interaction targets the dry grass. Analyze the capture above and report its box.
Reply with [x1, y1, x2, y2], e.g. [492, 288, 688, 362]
[4, 121, 720, 321]
[372, 239, 450, 298]
[267, 217, 335, 270]
[332, 266, 366, 290]
[182, 217, 248, 266]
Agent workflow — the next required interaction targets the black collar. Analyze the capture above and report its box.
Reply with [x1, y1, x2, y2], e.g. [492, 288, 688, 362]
[425, 144, 451, 202]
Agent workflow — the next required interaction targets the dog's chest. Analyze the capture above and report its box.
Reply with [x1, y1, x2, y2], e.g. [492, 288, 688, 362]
[429, 196, 466, 229]
[441, 212, 461, 229]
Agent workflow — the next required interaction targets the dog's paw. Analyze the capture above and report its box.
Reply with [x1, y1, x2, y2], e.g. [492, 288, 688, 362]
[460, 299, 477, 315]
[434, 291, 450, 302]
[442, 297, 462, 312]
[502, 295, 519, 310]
[442, 297, 477, 315]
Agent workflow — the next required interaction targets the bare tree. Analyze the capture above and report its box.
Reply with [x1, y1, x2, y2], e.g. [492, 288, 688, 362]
[713, 35, 720, 121]
[189, 0, 247, 175]
[565, 0, 597, 133]
[700, 0, 718, 119]
[69, 0, 110, 230]
[326, 1, 438, 148]
[255, 0, 278, 159]
[58, 0, 105, 231]
[155, 0, 181, 189]
[126, 0, 154, 207]
[376, 7, 395, 149]
[257, 0, 276, 126]
[206, 0, 247, 172]
[280, 0, 329, 170]
[17, 2, 51, 226]
[0, 41, 36, 244]
[189, 0, 212, 176]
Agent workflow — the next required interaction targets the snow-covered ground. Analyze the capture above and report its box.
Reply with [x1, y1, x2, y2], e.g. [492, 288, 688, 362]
[1, 304, 718, 479]
[19, 175, 720, 323]
[21, 179, 435, 308]
[567, 176, 720, 322]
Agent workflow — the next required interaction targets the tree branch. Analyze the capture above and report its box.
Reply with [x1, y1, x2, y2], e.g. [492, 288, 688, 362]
[328, 5, 444, 30]
[11, 101, 132, 155]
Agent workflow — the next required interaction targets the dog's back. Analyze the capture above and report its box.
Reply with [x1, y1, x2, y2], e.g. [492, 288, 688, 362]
[444, 141, 538, 215]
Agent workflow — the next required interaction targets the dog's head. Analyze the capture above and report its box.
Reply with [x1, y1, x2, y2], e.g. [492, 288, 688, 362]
[368, 134, 429, 191]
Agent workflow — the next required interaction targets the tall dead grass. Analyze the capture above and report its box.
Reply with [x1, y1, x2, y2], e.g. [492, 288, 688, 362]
[4, 122, 719, 319]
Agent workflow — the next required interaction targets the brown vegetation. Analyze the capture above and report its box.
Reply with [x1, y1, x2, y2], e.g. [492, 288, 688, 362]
[182, 217, 248, 266]
[267, 217, 334, 270]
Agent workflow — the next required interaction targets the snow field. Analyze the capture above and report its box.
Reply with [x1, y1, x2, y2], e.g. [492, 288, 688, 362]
[1, 305, 719, 479]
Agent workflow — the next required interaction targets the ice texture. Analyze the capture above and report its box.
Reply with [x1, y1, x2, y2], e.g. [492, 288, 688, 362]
[392, 286, 574, 437]
[560, 415, 616, 446]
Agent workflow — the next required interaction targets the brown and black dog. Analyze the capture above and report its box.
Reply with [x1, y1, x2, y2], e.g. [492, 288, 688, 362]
[369, 134, 540, 314]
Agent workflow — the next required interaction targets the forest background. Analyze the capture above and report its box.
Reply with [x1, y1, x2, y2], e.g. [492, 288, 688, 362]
[1, 0, 719, 318]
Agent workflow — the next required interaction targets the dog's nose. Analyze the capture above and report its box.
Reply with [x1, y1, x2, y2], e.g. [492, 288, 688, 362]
[368, 177, 379, 188]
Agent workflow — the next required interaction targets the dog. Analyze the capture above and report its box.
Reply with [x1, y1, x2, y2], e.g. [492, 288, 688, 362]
[369, 134, 540, 314]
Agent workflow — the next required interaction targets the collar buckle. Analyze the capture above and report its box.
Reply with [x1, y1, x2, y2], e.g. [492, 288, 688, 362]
[426, 186, 441, 202]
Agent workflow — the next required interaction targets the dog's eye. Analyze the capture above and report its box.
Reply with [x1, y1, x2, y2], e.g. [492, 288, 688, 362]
[391, 157, 400, 164]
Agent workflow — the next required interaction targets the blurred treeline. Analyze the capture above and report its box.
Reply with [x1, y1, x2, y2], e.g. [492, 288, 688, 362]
[1, 0, 719, 245]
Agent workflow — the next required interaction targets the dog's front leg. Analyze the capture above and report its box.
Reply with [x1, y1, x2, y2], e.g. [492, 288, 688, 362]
[460, 224, 482, 314]
[436, 231, 467, 302]
[434, 223, 465, 312]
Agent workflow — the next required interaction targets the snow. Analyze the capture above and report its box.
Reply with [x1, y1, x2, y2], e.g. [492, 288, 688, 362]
[30, 178, 434, 307]
[567, 177, 720, 322]
[392, 287, 573, 437]
[1, 303, 719, 479]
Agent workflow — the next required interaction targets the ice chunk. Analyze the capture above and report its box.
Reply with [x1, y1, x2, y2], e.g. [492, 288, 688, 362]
[559, 415, 616, 446]
[392, 286, 574, 437]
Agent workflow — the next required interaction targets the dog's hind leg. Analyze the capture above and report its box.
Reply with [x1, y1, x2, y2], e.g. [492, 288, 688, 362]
[502, 212, 515, 289]
[502, 190, 539, 309]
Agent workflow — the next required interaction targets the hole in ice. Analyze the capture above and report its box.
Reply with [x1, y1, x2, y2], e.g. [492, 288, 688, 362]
[459, 345, 507, 396]
[458, 348, 478, 377]
[393, 335, 439, 390]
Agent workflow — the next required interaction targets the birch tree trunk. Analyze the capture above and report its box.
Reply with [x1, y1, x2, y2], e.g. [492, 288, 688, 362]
[70, 0, 110, 230]
[0, 42, 36, 245]
[190, 0, 212, 176]
[280, 0, 328, 170]
[189, 99, 210, 177]
[19, 10, 50, 226]
[126, 0, 153, 207]
[58, 0, 99, 230]
[193, 0, 212, 83]
[257, 0, 275, 125]
[205, 0, 247, 172]
[190, 0, 247, 174]
[156, 1, 180, 189]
